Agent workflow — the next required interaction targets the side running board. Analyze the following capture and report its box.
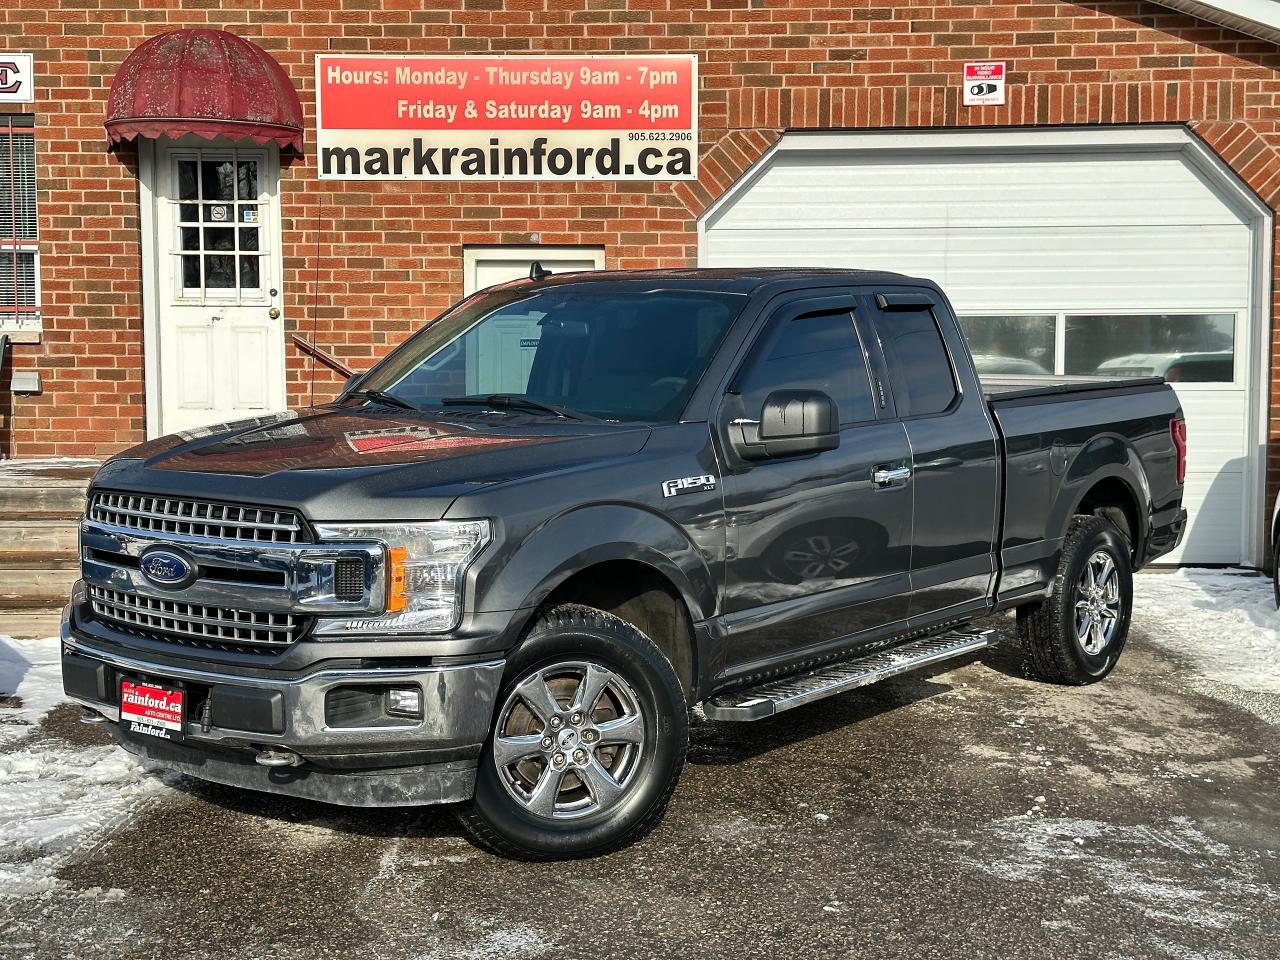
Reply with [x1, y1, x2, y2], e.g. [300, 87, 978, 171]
[703, 627, 994, 722]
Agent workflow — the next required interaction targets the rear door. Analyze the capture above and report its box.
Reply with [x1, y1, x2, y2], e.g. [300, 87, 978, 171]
[863, 290, 1001, 622]
[717, 294, 914, 673]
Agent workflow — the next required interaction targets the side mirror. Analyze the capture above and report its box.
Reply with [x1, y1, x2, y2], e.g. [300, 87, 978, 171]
[730, 389, 840, 461]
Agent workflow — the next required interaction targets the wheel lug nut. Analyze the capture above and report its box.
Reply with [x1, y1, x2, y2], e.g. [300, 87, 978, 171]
[552, 752, 566, 767]
[582, 730, 597, 743]
[541, 736, 553, 749]
[549, 716, 563, 729]
[570, 711, 584, 725]
[573, 749, 587, 763]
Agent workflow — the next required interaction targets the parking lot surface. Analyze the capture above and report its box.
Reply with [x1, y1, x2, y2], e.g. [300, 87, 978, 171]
[2, 604, 1277, 960]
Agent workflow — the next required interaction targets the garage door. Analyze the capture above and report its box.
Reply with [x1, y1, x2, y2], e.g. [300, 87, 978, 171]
[700, 130, 1266, 565]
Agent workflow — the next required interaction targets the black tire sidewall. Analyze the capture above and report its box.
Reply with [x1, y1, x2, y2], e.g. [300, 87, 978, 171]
[468, 611, 686, 858]
[1058, 521, 1133, 679]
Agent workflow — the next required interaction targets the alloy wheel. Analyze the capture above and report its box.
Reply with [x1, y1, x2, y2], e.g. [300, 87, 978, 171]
[492, 661, 646, 820]
[1074, 550, 1122, 655]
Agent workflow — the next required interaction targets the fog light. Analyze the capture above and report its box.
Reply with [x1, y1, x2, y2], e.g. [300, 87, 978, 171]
[386, 687, 423, 719]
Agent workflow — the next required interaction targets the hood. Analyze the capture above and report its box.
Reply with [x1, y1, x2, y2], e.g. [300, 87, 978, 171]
[94, 406, 652, 522]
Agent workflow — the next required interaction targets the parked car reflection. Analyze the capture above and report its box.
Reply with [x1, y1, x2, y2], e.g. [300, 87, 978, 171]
[1095, 351, 1234, 382]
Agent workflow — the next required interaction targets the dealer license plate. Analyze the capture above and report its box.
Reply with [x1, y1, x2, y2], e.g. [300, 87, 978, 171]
[119, 678, 185, 743]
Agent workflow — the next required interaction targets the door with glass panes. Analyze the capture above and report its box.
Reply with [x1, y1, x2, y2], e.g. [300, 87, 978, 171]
[155, 142, 285, 435]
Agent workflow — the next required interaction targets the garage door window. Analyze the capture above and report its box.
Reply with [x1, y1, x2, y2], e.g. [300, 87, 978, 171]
[958, 315, 1056, 376]
[1064, 314, 1235, 383]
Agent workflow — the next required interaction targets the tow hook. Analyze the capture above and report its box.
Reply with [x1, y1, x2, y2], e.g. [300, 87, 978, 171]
[255, 749, 302, 768]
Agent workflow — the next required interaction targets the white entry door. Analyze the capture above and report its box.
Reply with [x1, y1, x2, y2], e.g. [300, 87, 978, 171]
[152, 142, 286, 435]
[462, 246, 603, 395]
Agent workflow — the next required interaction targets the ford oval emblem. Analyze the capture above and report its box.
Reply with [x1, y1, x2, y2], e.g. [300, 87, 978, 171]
[139, 549, 196, 589]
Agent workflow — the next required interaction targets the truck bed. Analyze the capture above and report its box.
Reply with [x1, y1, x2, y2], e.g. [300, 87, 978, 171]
[980, 374, 1166, 403]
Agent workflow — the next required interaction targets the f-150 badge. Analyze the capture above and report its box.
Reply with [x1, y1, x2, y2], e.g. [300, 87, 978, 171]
[662, 474, 717, 498]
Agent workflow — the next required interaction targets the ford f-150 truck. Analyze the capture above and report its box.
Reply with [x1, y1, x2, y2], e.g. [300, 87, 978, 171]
[62, 268, 1187, 859]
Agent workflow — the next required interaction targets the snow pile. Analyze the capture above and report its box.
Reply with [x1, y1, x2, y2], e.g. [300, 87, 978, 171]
[0, 634, 166, 899]
[1133, 570, 1280, 701]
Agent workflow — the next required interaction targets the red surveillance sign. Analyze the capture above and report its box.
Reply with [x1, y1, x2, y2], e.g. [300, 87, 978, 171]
[0, 53, 34, 104]
[963, 62, 1006, 107]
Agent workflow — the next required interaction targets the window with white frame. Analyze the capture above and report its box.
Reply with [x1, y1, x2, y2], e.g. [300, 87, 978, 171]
[0, 114, 38, 334]
[959, 313, 1237, 384]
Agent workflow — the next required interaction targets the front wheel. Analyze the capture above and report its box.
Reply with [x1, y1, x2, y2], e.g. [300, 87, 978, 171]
[457, 604, 688, 860]
[1017, 515, 1133, 685]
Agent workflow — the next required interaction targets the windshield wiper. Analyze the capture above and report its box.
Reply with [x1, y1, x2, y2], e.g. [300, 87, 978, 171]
[440, 394, 600, 422]
[345, 388, 420, 412]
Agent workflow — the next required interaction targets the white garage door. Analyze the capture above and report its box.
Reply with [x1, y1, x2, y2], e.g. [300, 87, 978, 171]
[700, 130, 1267, 566]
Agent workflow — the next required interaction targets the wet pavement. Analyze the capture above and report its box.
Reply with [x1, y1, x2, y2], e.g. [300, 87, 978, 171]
[2, 615, 1277, 960]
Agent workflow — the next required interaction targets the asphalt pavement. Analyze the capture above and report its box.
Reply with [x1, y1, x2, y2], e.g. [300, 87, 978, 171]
[2, 615, 1277, 960]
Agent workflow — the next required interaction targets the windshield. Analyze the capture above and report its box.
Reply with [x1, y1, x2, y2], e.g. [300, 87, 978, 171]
[352, 285, 748, 422]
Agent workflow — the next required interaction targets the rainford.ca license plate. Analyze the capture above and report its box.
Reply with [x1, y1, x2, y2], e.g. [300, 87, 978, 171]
[119, 678, 185, 743]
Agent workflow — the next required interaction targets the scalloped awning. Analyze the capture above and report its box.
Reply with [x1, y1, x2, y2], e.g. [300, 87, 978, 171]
[106, 29, 303, 150]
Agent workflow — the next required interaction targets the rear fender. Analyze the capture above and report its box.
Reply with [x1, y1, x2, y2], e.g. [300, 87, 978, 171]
[1058, 435, 1151, 548]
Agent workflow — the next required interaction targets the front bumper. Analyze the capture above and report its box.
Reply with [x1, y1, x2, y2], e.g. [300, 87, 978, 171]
[61, 599, 505, 807]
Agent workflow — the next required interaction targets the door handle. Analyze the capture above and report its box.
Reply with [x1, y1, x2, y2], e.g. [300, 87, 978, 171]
[873, 465, 912, 486]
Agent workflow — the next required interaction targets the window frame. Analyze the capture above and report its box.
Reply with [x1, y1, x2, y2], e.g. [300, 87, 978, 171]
[957, 309, 1243, 390]
[866, 297, 963, 422]
[727, 296, 882, 428]
[0, 114, 39, 338]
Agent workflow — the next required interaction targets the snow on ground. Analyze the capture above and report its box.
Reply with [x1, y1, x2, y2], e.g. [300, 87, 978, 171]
[1134, 569, 1280, 721]
[0, 634, 168, 900]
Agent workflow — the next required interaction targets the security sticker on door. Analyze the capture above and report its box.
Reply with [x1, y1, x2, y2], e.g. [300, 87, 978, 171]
[963, 62, 1006, 106]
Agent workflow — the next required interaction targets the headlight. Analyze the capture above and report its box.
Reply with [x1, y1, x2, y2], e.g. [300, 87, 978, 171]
[312, 520, 491, 635]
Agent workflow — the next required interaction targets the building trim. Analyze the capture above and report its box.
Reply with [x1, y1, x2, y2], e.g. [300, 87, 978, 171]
[1150, 0, 1280, 45]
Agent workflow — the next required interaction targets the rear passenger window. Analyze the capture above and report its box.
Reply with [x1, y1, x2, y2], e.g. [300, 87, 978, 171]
[736, 310, 876, 425]
[876, 309, 957, 417]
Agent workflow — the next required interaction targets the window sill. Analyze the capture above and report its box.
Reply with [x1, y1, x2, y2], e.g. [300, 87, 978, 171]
[0, 329, 41, 344]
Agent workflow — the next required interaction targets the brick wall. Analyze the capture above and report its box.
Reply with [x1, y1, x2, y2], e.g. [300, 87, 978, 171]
[0, 0, 1277, 470]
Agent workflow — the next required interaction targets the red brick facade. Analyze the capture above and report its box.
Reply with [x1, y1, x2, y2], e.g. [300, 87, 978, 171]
[0, 0, 1277, 479]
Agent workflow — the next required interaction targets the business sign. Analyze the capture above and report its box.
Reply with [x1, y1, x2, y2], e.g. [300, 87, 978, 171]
[963, 61, 1006, 107]
[316, 54, 698, 181]
[0, 53, 34, 104]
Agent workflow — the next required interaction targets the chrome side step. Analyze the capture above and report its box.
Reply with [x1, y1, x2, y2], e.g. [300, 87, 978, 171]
[703, 627, 995, 722]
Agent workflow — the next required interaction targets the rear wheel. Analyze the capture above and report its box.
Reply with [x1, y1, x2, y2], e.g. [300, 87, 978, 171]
[1017, 515, 1133, 685]
[457, 604, 688, 860]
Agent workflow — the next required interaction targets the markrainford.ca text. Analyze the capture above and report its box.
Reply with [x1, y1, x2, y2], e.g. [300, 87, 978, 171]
[321, 136, 693, 177]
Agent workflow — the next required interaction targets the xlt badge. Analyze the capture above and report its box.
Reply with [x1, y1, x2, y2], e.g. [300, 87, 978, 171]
[662, 474, 716, 498]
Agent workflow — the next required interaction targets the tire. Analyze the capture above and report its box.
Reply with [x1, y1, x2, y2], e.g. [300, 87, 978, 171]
[457, 603, 688, 860]
[1017, 515, 1133, 685]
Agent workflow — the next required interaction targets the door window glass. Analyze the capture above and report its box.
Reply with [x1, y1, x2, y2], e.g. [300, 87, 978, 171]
[876, 310, 957, 417]
[1064, 314, 1235, 382]
[736, 310, 876, 426]
[173, 154, 265, 301]
[958, 315, 1056, 376]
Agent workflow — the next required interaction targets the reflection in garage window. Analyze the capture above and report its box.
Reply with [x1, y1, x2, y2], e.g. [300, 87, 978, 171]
[958, 315, 1056, 376]
[1065, 314, 1235, 382]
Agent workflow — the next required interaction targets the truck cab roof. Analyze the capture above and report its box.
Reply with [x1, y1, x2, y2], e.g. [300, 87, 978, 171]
[488, 266, 923, 297]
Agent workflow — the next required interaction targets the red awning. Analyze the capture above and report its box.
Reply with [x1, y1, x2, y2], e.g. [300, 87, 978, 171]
[106, 29, 304, 150]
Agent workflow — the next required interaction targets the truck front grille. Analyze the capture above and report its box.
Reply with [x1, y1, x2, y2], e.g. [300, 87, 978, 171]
[88, 491, 306, 544]
[88, 584, 306, 654]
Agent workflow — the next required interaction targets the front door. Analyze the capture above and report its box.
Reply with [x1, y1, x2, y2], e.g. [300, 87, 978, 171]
[718, 296, 915, 675]
[152, 141, 286, 435]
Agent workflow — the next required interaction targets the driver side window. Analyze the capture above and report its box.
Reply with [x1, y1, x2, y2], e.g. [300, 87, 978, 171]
[736, 309, 877, 426]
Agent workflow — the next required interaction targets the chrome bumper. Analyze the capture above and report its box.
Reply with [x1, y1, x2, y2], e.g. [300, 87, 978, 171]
[62, 601, 505, 798]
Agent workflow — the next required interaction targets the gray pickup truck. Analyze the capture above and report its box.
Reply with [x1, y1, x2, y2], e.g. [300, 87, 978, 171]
[62, 268, 1187, 859]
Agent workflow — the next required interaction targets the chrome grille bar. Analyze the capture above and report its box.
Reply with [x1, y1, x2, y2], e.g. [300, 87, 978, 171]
[89, 584, 303, 651]
[88, 491, 305, 544]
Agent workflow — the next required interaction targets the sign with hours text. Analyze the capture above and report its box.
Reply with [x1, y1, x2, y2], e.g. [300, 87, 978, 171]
[963, 62, 1006, 107]
[316, 54, 698, 181]
[0, 53, 34, 104]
